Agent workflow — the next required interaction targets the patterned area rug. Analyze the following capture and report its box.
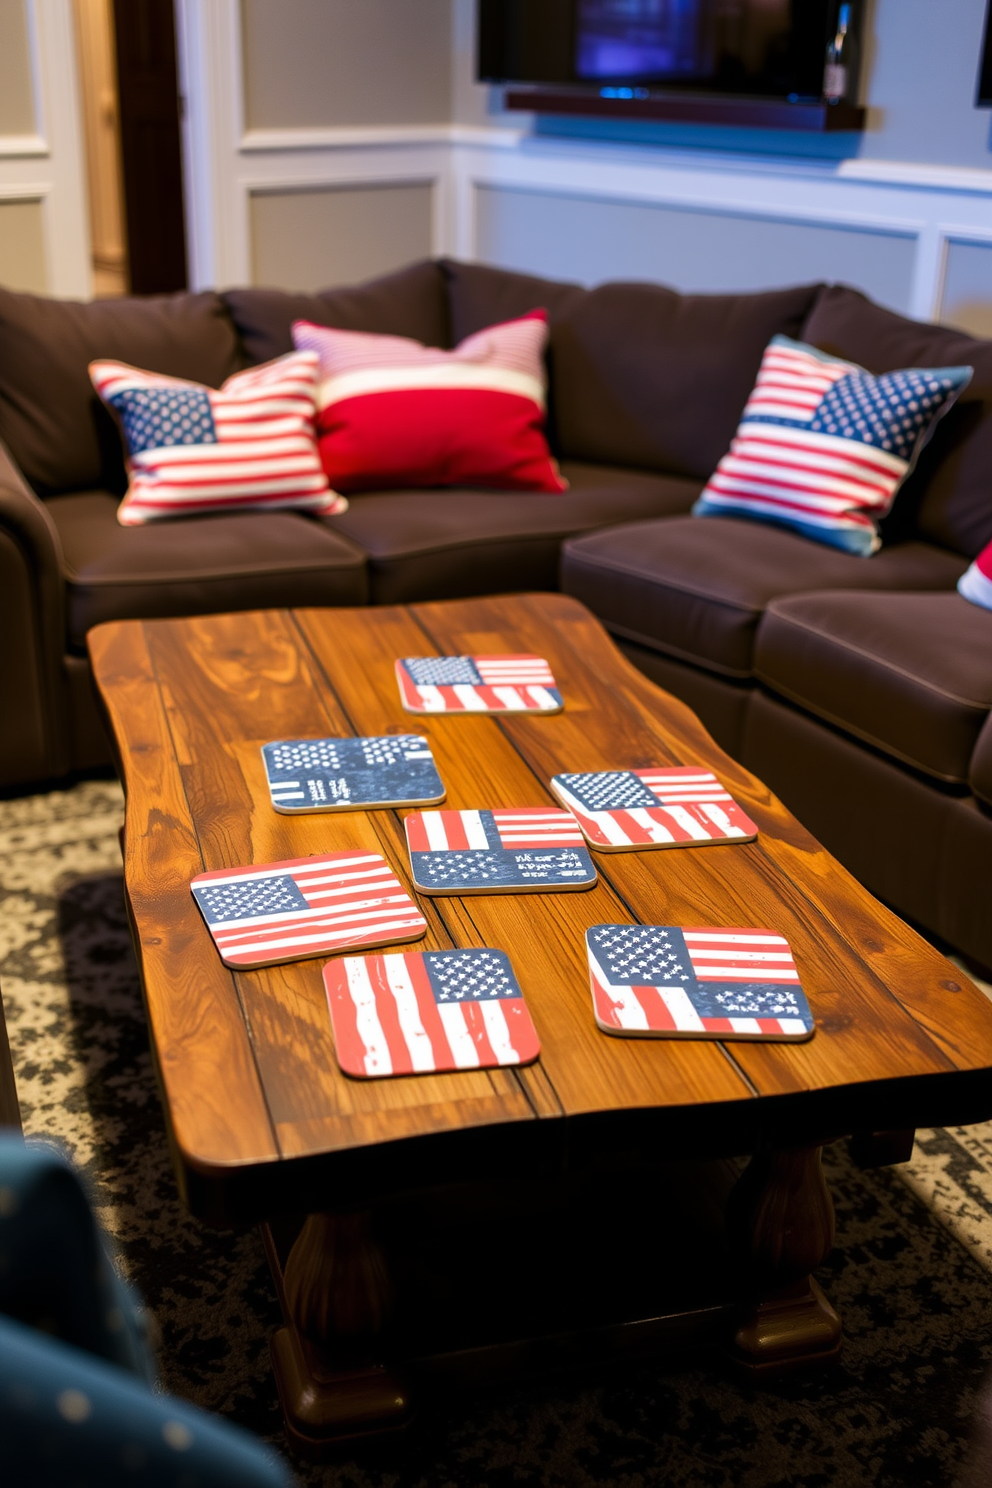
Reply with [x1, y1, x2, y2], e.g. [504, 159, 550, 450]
[4, 777, 992, 1487]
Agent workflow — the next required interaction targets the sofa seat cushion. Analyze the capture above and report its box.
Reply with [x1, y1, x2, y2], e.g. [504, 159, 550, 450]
[560, 514, 967, 678]
[326, 461, 701, 604]
[754, 591, 992, 784]
[47, 491, 368, 651]
[0, 287, 242, 498]
[971, 716, 992, 810]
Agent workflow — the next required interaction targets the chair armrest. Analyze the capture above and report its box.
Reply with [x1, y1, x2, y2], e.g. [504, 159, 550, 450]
[0, 440, 70, 782]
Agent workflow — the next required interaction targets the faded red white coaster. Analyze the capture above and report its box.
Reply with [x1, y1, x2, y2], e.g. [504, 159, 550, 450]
[396, 654, 562, 713]
[551, 766, 758, 850]
[324, 947, 541, 1078]
[190, 850, 426, 968]
[404, 807, 596, 894]
[586, 923, 814, 1042]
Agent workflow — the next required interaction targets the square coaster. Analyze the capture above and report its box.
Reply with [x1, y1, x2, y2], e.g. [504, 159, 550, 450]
[262, 734, 444, 813]
[396, 654, 563, 714]
[551, 766, 758, 850]
[405, 807, 597, 894]
[586, 924, 814, 1041]
[190, 850, 427, 969]
[324, 947, 541, 1078]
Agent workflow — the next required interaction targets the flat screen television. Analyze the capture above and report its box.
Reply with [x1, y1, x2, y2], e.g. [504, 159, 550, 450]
[478, 0, 851, 105]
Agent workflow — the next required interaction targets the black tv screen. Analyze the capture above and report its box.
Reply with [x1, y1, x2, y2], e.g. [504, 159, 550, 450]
[478, 0, 840, 103]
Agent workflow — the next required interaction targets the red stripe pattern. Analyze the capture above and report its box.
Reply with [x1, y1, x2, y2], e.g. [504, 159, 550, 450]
[396, 654, 563, 714]
[693, 335, 971, 555]
[292, 312, 566, 495]
[587, 923, 814, 1042]
[90, 351, 346, 526]
[550, 767, 757, 851]
[959, 538, 992, 611]
[190, 850, 426, 968]
[325, 947, 541, 1078]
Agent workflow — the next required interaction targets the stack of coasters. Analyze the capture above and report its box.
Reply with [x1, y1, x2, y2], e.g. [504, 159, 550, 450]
[190, 850, 426, 968]
[396, 654, 562, 714]
[585, 924, 814, 1041]
[405, 807, 596, 894]
[324, 947, 540, 1078]
[551, 766, 758, 850]
[262, 734, 444, 812]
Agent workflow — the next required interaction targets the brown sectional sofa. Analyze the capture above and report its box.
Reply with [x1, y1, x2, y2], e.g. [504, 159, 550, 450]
[1, 258, 990, 973]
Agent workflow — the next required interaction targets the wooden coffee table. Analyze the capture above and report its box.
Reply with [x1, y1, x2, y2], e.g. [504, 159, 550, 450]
[89, 594, 992, 1454]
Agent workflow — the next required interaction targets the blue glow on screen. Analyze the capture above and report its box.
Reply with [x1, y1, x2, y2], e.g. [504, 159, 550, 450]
[577, 0, 704, 81]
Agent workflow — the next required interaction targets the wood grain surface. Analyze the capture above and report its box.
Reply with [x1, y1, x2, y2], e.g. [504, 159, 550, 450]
[89, 595, 992, 1215]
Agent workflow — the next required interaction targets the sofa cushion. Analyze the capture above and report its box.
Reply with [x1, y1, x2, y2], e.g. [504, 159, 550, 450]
[443, 260, 821, 480]
[971, 715, 992, 810]
[326, 460, 701, 604]
[802, 286, 992, 559]
[89, 352, 345, 525]
[293, 313, 565, 494]
[46, 491, 368, 651]
[0, 287, 241, 498]
[754, 591, 992, 784]
[222, 259, 451, 366]
[692, 335, 972, 556]
[560, 514, 967, 678]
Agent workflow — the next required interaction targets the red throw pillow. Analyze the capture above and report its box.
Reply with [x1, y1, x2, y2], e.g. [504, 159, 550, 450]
[959, 540, 992, 610]
[292, 312, 566, 495]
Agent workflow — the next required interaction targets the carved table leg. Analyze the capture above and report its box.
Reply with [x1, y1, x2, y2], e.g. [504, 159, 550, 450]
[726, 1143, 842, 1377]
[265, 1211, 411, 1455]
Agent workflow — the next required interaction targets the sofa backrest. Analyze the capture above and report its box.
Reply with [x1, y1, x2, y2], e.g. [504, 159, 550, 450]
[802, 286, 992, 560]
[222, 259, 451, 365]
[441, 260, 821, 482]
[0, 286, 241, 498]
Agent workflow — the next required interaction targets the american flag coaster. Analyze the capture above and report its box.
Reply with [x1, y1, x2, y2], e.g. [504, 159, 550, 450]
[324, 947, 541, 1079]
[261, 734, 444, 813]
[396, 654, 563, 714]
[190, 851, 427, 969]
[586, 924, 814, 1042]
[550, 767, 758, 851]
[405, 807, 597, 895]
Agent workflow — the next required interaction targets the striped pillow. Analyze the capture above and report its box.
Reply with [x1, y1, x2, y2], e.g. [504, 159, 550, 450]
[959, 541, 992, 611]
[89, 351, 346, 527]
[693, 335, 972, 555]
[292, 312, 566, 494]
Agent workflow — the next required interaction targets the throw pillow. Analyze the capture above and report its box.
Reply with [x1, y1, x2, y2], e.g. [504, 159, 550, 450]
[292, 312, 567, 494]
[89, 351, 346, 526]
[959, 541, 992, 611]
[692, 334, 972, 555]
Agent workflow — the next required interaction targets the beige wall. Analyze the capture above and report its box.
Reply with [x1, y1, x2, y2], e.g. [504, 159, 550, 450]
[250, 183, 433, 290]
[240, 0, 452, 129]
[0, 200, 47, 291]
[941, 241, 992, 340]
[0, 0, 36, 136]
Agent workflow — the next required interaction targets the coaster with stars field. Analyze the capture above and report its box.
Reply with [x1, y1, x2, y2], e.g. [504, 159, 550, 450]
[586, 923, 815, 1041]
[261, 734, 445, 812]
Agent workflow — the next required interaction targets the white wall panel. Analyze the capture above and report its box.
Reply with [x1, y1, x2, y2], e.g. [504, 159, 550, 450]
[0, 198, 46, 290]
[249, 181, 433, 290]
[940, 238, 992, 339]
[474, 184, 918, 310]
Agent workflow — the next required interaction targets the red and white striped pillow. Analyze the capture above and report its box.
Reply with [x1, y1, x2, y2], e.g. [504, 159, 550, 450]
[89, 351, 346, 526]
[292, 311, 567, 495]
[959, 541, 992, 611]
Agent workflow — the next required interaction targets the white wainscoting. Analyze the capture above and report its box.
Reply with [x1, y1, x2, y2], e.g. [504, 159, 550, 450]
[175, 0, 992, 329]
[0, 0, 91, 297]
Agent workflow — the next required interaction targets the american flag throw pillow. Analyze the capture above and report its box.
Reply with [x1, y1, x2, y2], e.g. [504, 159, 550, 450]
[693, 335, 972, 555]
[90, 351, 346, 526]
[292, 311, 566, 495]
[958, 539, 992, 612]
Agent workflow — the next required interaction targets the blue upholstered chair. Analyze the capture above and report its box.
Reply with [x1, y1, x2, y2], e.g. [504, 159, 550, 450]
[0, 1135, 294, 1487]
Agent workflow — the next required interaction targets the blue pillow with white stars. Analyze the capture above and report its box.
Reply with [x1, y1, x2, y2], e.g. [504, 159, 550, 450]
[693, 335, 972, 555]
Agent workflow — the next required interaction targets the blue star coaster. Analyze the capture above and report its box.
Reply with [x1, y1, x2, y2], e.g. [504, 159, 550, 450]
[405, 807, 597, 894]
[261, 735, 445, 813]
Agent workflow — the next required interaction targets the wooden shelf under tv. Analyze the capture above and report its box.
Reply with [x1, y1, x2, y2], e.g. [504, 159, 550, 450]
[504, 88, 866, 133]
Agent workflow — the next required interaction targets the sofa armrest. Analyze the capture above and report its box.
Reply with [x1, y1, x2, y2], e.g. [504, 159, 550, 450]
[0, 440, 70, 783]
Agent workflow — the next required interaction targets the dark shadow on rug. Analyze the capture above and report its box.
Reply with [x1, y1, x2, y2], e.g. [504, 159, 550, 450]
[21, 868, 992, 1486]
